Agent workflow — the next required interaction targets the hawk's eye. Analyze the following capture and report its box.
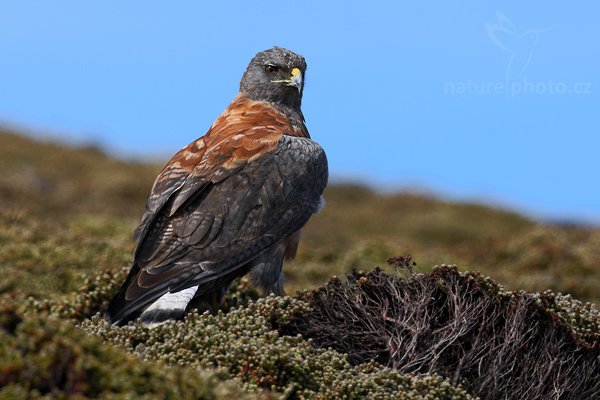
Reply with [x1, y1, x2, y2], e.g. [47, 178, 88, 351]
[264, 64, 279, 74]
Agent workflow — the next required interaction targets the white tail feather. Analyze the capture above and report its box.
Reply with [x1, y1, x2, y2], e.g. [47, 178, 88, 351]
[140, 285, 199, 327]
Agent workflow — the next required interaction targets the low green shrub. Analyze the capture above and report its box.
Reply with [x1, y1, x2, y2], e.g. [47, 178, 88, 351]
[0, 301, 261, 399]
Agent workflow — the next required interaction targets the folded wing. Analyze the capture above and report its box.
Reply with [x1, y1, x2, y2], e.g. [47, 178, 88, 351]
[106, 133, 327, 325]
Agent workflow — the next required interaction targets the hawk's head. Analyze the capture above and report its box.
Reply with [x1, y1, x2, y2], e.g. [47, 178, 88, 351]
[240, 47, 307, 108]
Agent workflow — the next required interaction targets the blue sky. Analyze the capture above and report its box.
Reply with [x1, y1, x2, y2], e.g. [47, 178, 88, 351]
[1, 2, 598, 223]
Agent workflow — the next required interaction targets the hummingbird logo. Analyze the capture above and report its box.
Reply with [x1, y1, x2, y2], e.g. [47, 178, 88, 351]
[485, 12, 557, 84]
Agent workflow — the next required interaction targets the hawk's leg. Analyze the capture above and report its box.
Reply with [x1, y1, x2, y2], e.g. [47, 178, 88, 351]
[186, 285, 230, 314]
[211, 291, 218, 311]
[249, 242, 285, 296]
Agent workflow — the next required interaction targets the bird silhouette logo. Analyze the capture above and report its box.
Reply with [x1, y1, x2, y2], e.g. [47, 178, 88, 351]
[485, 12, 557, 84]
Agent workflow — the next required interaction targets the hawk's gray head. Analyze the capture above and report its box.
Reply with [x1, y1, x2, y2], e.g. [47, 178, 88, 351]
[240, 47, 307, 108]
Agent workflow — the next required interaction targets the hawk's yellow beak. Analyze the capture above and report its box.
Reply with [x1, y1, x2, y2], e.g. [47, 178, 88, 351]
[271, 68, 303, 92]
[289, 68, 303, 91]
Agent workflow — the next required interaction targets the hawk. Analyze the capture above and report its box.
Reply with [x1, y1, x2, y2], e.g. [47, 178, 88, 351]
[105, 47, 328, 326]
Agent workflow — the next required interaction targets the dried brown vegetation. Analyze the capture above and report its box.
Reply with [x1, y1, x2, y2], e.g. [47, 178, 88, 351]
[281, 264, 600, 399]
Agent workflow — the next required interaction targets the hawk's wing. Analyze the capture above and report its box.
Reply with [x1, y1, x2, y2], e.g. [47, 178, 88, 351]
[106, 132, 327, 324]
